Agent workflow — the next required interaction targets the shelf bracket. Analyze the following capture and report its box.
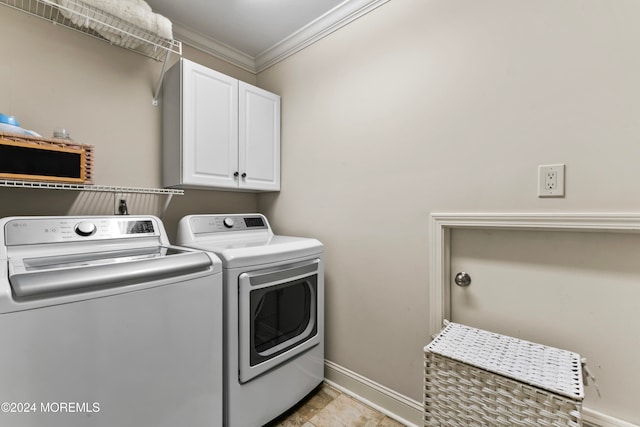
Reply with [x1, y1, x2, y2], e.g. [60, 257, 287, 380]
[0, 0, 182, 107]
[152, 49, 173, 106]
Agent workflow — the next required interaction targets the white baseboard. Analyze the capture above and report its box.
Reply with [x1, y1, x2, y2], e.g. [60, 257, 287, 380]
[324, 360, 423, 427]
[324, 360, 638, 427]
[583, 408, 639, 427]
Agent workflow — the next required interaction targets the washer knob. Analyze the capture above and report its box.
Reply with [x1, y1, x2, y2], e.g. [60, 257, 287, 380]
[75, 221, 97, 237]
[223, 218, 235, 228]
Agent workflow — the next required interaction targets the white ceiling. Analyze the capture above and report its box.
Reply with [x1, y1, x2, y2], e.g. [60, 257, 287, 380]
[145, 0, 389, 73]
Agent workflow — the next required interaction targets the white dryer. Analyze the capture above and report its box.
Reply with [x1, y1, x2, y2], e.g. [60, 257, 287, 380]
[177, 213, 324, 427]
[0, 216, 223, 427]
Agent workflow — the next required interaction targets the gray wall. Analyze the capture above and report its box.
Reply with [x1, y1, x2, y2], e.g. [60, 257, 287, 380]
[0, 6, 258, 241]
[4, 0, 640, 424]
[256, 0, 640, 417]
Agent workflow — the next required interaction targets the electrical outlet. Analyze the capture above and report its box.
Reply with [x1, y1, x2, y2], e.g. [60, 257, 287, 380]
[538, 164, 565, 197]
[545, 170, 557, 190]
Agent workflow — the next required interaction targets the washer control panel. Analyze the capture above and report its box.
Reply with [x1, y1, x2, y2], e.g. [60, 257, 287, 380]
[4, 217, 160, 245]
[189, 215, 268, 235]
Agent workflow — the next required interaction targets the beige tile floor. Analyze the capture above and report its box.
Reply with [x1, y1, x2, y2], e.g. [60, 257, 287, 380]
[265, 383, 407, 427]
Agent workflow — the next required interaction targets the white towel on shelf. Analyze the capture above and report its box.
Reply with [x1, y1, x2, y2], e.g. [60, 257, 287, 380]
[55, 0, 173, 49]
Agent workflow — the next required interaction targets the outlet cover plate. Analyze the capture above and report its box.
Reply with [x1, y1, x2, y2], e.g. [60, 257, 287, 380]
[538, 164, 565, 197]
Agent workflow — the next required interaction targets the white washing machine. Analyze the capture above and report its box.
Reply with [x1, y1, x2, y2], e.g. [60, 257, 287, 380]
[0, 215, 223, 427]
[177, 213, 324, 427]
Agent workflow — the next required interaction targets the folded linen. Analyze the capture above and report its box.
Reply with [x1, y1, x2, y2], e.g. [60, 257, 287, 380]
[55, 0, 173, 49]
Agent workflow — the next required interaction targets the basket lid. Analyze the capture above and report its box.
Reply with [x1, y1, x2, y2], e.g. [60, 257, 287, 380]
[425, 322, 584, 400]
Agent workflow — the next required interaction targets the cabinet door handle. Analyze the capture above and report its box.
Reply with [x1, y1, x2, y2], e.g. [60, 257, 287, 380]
[234, 171, 239, 177]
[241, 173, 247, 178]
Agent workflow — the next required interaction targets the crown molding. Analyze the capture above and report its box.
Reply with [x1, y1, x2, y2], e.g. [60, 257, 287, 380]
[173, 22, 258, 73]
[173, 0, 390, 75]
[255, 0, 390, 73]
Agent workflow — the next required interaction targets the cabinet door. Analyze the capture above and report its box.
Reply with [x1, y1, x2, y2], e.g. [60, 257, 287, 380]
[238, 82, 280, 191]
[183, 60, 238, 188]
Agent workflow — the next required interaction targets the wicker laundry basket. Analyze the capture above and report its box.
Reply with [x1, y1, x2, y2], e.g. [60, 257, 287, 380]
[424, 322, 584, 427]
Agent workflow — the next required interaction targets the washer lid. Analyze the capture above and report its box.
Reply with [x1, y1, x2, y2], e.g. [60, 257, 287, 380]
[8, 246, 220, 299]
[184, 235, 323, 268]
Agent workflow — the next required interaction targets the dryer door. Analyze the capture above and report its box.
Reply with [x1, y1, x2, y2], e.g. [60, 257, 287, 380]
[238, 259, 320, 383]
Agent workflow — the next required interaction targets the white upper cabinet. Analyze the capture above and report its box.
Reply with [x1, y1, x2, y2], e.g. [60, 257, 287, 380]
[238, 82, 281, 191]
[162, 58, 280, 191]
[182, 60, 238, 189]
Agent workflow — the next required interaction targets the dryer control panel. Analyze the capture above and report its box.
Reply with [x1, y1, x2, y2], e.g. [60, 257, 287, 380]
[189, 215, 269, 235]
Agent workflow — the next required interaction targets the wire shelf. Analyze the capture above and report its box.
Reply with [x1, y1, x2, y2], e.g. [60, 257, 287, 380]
[0, 179, 184, 196]
[0, 0, 181, 62]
